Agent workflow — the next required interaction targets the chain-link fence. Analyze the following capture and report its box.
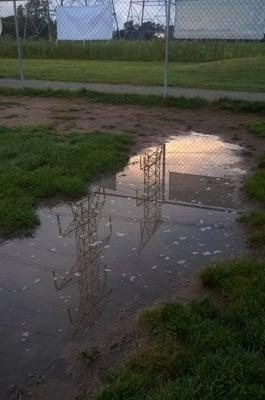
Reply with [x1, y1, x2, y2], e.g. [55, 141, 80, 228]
[0, 0, 264, 94]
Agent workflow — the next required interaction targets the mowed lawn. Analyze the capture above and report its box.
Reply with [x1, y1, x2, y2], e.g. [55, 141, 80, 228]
[0, 56, 264, 91]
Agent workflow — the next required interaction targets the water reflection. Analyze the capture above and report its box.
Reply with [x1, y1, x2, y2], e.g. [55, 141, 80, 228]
[0, 132, 248, 399]
[54, 188, 112, 338]
[136, 146, 164, 253]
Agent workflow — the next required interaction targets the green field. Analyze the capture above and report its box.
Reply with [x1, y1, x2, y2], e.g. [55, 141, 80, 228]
[1, 57, 265, 91]
[1, 39, 265, 62]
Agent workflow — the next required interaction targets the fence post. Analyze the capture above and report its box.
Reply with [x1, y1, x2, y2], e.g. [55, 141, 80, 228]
[13, 0, 24, 88]
[163, 0, 171, 99]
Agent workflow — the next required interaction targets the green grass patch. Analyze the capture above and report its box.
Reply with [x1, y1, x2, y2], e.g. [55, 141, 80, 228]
[248, 122, 265, 138]
[97, 258, 265, 400]
[245, 161, 265, 204]
[240, 212, 265, 248]
[0, 87, 265, 115]
[0, 125, 132, 237]
[0, 57, 265, 91]
[1, 39, 265, 63]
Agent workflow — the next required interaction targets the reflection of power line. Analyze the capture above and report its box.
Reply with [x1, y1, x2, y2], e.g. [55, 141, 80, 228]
[53, 186, 112, 338]
[136, 146, 164, 253]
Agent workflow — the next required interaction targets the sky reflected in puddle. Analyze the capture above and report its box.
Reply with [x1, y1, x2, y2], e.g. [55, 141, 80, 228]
[0, 132, 248, 398]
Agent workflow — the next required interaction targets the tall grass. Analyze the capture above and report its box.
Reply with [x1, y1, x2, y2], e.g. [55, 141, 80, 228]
[1, 39, 264, 62]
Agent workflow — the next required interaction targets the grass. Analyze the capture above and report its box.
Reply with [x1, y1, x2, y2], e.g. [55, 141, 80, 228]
[1, 87, 265, 115]
[240, 212, 265, 248]
[2, 39, 265, 63]
[0, 57, 265, 91]
[96, 258, 265, 400]
[248, 123, 265, 138]
[1, 39, 265, 63]
[0, 125, 132, 237]
[245, 153, 265, 204]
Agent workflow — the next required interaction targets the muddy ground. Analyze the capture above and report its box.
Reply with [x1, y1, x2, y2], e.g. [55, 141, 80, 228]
[0, 95, 264, 149]
[0, 95, 265, 400]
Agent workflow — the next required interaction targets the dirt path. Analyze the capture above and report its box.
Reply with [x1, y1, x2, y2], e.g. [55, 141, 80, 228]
[1, 78, 265, 101]
[0, 94, 264, 141]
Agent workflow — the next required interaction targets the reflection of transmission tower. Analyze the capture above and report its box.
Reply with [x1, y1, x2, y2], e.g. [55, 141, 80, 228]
[136, 146, 165, 253]
[127, 0, 167, 26]
[53, 186, 112, 338]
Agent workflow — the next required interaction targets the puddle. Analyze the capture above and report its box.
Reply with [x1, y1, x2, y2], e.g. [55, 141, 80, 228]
[0, 132, 248, 398]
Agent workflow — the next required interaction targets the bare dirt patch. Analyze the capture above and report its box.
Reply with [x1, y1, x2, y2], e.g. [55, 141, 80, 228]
[0, 95, 264, 155]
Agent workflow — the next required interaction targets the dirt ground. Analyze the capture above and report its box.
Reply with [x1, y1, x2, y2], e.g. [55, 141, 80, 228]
[0, 95, 264, 151]
[1, 95, 265, 400]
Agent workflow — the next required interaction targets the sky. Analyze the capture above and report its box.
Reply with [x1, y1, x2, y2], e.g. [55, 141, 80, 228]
[0, 0, 168, 27]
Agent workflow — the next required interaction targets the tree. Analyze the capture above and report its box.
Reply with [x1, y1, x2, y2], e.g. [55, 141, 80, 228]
[114, 20, 165, 40]
[1, 0, 55, 40]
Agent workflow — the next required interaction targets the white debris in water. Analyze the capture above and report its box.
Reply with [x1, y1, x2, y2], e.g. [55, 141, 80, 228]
[33, 279, 40, 284]
[117, 232, 125, 237]
[22, 286, 27, 291]
[132, 248, 136, 251]
[192, 252, 199, 255]
[104, 268, 112, 273]
[22, 331, 29, 337]
[173, 241, 179, 245]
[74, 272, 82, 277]
[203, 251, 212, 256]
[177, 260, 186, 265]
[200, 227, 212, 232]
[104, 245, 111, 249]
[165, 256, 170, 261]
[180, 237, 187, 241]
[213, 250, 223, 254]
[164, 229, 171, 233]
[152, 265, 157, 270]
[29, 243, 35, 247]
[51, 248, 56, 252]
[89, 241, 102, 247]
[129, 276, 136, 283]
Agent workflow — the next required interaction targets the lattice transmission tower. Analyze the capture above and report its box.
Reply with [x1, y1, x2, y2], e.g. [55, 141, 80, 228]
[127, 0, 168, 26]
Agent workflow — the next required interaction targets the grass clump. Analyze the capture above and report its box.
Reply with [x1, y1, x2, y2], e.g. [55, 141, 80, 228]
[245, 154, 265, 204]
[0, 125, 132, 237]
[97, 258, 265, 400]
[248, 122, 265, 138]
[240, 212, 265, 248]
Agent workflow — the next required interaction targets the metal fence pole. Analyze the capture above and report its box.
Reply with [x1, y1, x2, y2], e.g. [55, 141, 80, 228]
[13, 0, 24, 88]
[163, 0, 171, 99]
